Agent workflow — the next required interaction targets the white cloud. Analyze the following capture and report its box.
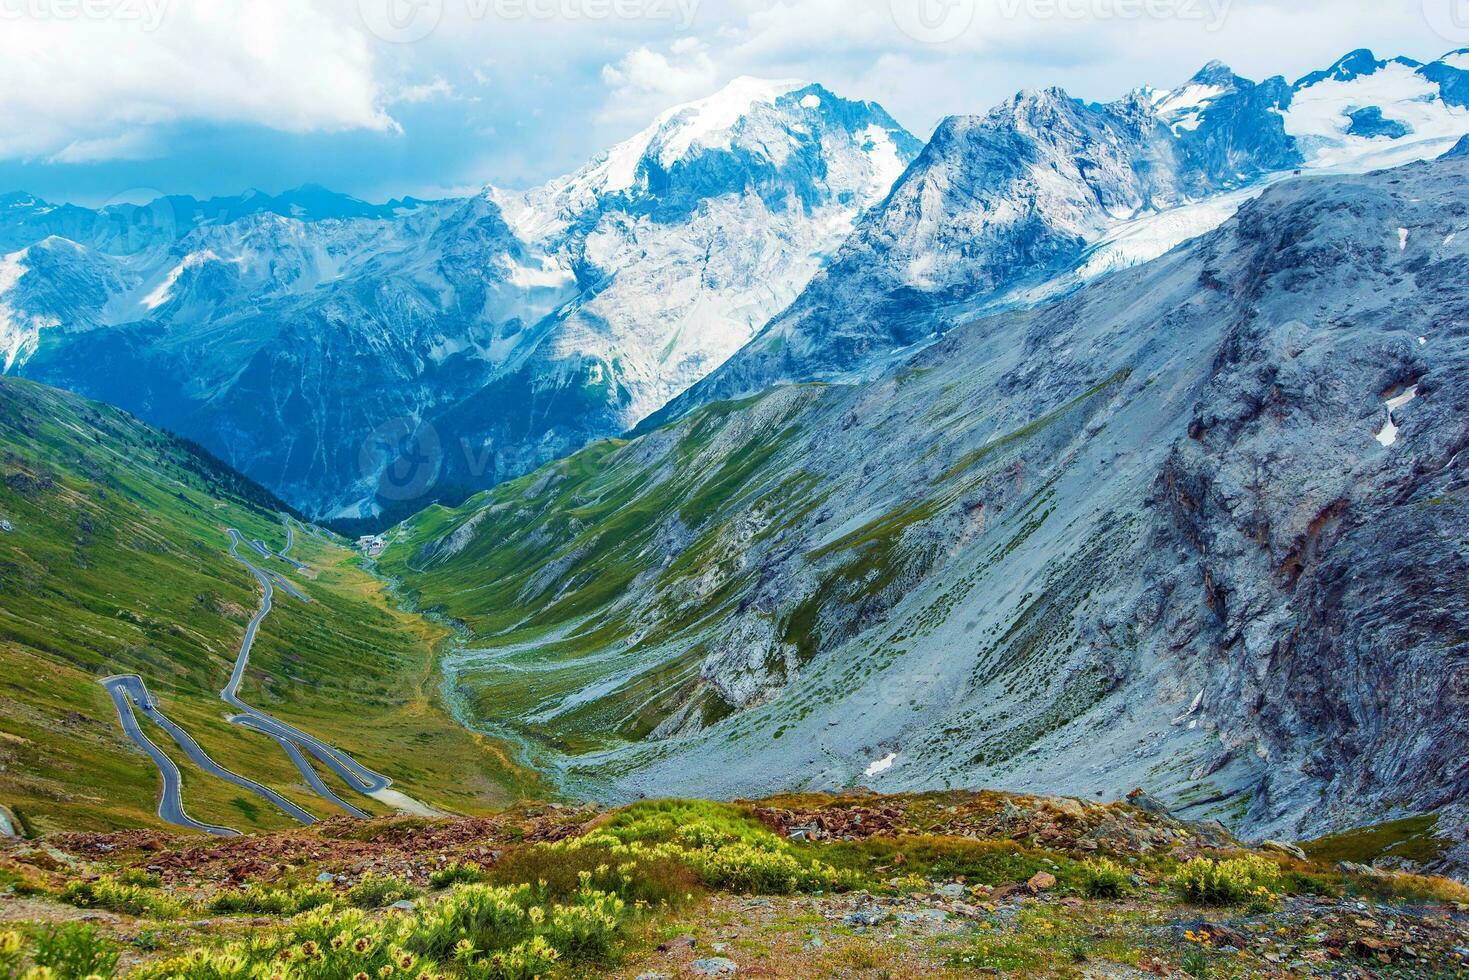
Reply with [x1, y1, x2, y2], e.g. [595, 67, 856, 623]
[0, 0, 1456, 195]
[47, 130, 158, 164]
[391, 77, 458, 104]
[610, 0, 1460, 147]
[600, 39, 721, 125]
[0, 0, 397, 163]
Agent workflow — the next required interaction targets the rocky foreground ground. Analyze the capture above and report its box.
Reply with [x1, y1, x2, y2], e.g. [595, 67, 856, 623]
[2, 791, 1467, 978]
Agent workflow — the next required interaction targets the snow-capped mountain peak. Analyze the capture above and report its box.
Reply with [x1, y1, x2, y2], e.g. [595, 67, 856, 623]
[513, 76, 914, 233]
[654, 48, 1469, 430]
[1282, 49, 1469, 171]
[1152, 61, 1245, 133]
[532, 76, 812, 208]
[468, 77, 924, 451]
[637, 75, 810, 172]
[1294, 48, 1421, 87]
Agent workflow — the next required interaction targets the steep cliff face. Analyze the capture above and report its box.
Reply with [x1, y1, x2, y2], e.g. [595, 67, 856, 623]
[388, 155, 1469, 861]
[1139, 169, 1469, 846]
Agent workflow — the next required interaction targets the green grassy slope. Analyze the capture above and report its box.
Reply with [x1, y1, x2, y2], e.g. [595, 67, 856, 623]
[381, 355, 1130, 762]
[0, 377, 535, 834]
[380, 387, 832, 752]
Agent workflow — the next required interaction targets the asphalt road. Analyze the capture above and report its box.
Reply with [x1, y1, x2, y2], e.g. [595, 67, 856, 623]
[233, 715, 371, 819]
[275, 524, 309, 572]
[102, 676, 237, 836]
[221, 529, 392, 795]
[101, 523, 425, 835]
[101, 675, 313, 834]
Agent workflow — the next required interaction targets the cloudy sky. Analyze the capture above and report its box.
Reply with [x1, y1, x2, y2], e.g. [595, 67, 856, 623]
[0, 0, 1464, 204]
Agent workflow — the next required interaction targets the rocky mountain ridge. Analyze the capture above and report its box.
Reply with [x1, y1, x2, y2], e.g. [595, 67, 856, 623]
[653, 47, 1469, 425]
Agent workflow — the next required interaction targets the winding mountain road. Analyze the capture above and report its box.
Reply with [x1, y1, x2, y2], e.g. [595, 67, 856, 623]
[221, 529, 393, 795]
[101, 523, 430, 835]
[233, 715, 371, 819]
[101, 677, 239, 836]
[101, 675, 311, 833]
[275, 523, 309, 572]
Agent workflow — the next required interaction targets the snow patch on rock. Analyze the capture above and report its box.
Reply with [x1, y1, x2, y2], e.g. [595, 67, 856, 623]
[1375, 384, 1419, 447]
[1154, 82, 1230, 133]
[141, 250, 230, 310]
[0, 249, 59, 372]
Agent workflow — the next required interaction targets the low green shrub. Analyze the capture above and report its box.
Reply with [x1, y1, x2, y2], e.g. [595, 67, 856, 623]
[207, 882, 334, 915]
[60, 877, 188, 919]
[113, 869, 161, 890]
[1349, 867, 1469, 905]
[1080, 857, 1131, 899]
[429, 861, 488, 889]
[30, 924, 120, 980]
[425, 879, 624, 969]
[489, 844, 697, 908]
[137, 880, 632, 980]
[0, 930, 23, 980]
[542, 882, 624, 962]
[1172, 856, 1281, 906]
[457, 934, 561, 980]
[0, 867, 49, 899]
[809, 835, 1082, 891]
[543, 802, 856, 896]
[347, 873, 421, 909]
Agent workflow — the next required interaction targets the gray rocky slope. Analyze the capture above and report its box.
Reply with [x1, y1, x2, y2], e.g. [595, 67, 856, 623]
[391, 153, 1469, 868]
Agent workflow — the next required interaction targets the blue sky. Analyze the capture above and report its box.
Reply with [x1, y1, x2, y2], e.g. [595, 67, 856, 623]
[0, 0, 1463, 205]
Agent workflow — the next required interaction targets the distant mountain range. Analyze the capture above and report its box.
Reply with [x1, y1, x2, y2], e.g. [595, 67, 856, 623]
[0, 81, 916, 522]
[4, 45, 1469, 870]
[653, 48, 1469, 424]
[2, 49, 1467, 527]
